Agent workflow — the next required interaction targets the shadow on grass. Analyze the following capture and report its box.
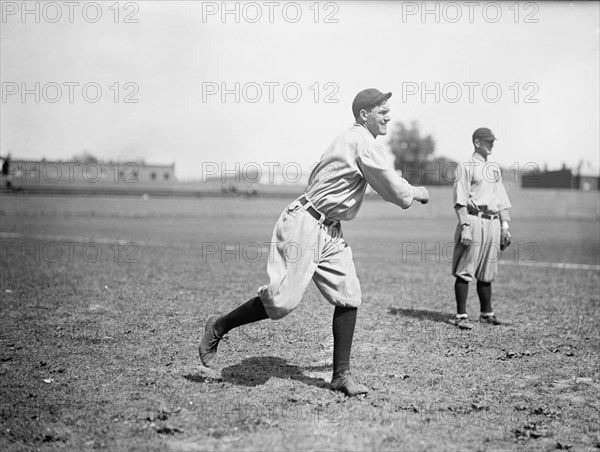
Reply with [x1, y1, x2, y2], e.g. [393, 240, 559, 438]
[220, 356, 330, 390]
[388, 307, 452, 324]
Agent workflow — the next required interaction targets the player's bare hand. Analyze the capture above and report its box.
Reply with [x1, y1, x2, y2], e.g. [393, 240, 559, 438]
[460, 224, 472, 246]
[500, 228, 511, 250]
[414, 187, 430, 204]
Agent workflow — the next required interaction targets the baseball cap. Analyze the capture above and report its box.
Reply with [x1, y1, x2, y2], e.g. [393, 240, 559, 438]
[472, 127, 497, 141]
[352, 88, 392, 118]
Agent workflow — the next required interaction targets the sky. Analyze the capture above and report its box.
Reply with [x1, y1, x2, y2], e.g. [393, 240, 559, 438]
[1, 1, 599, 180]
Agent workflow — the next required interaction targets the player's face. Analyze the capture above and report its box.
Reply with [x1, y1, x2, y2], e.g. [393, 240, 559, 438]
[475, 138, 494, 159]
[365, 101, 391, 137]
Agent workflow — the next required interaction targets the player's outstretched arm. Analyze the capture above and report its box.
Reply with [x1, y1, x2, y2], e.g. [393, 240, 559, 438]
[364, 169, 423, 209]
[412, 186, 429, 205]
[358, 146, 431, 209]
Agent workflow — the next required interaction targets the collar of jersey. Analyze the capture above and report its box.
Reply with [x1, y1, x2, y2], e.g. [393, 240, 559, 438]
[472, 152, 486, 163]
[354, 123, 376, 140]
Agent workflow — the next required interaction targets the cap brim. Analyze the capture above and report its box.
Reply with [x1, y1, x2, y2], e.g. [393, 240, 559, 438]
[375, 92, 392, 105]
[364, 92, 392, 110]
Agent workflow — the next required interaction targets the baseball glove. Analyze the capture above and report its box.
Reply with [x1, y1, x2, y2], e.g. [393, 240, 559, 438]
[500, 229, 511, 251]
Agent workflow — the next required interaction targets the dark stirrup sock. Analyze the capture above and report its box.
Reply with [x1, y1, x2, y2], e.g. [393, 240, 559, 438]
[454, 278, 469, 315]
[214, 296, 269, 337]
[332, 306, 358, 377]
[477, 281, 492, 314]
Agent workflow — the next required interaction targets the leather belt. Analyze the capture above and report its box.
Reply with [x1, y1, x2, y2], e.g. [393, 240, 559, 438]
[299, 196, 336, 226]
[469, 211, 499, 220]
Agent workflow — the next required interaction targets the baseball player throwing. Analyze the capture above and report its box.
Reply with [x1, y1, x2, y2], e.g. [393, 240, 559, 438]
[452, 127, 512, 329]
[199, 88, 430, 396]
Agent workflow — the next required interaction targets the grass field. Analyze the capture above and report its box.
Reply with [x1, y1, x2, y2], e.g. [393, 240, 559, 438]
[0, 189, 599, 451]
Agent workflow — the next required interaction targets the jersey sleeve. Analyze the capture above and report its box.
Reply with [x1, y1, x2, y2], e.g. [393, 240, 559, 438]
[496, 173, 512, 211]
[453, 161, 472, 207]
[356, 143, 415, 208]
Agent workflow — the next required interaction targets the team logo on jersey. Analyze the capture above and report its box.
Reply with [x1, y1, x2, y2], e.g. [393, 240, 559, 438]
[490, 163, 501, 183]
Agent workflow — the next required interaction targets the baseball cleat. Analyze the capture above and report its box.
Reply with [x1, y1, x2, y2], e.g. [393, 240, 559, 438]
[330, 371, 368, 397]
[199, 315, 225, 368]
[479, 314, 510, 326]
[454, 317, 475, 330]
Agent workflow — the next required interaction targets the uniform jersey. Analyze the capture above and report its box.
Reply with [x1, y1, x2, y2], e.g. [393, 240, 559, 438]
[453, 152, 511, 217]
[305, 124, 415, 221]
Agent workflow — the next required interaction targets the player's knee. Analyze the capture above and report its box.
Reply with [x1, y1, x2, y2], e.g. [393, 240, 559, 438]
[331, 297, 362, 309]
[453, 272, 473, 283]
[258, 286, 300, 320]
[263, 302, 297, 320]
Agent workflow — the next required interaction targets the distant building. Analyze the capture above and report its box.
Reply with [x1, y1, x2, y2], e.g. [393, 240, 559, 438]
[521, 164, 599, 190]
[575, 174, 600, 191]
[522, 166, 574, 189]
[3, 159, 175, 185]
[140, 163, 176, 182]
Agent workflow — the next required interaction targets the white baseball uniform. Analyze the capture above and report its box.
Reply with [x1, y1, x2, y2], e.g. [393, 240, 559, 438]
[452, 152, 512, 282]
[259, 124, 417, 319]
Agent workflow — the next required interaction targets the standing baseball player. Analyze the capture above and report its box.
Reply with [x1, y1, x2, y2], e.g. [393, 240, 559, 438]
[452, 127, 512, 329]
[199, 88, 430, 396]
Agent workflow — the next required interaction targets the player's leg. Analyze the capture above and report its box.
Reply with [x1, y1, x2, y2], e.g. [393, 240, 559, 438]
[313, 227, 367, 396]
[478, 279, 508, 324]
[213, 297, 268, 336]
[477, 280, 492, 314]
[200, 199, 320, 367]
[476, 218, 509, 325]
[331, 306, 356, 376]
[259, 199, 322, 319]
[455, 277, 469, 315]
[454, 277, 473, 329]
[199, 297, 268, 367]
[330, 305, 368, 396]
[478, 280, 509, 324]
[451, 218, 480, 329]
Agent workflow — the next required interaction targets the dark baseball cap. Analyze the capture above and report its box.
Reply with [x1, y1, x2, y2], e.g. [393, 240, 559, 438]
[472, 127, 497, 141]
[352, 88, 392, 118]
